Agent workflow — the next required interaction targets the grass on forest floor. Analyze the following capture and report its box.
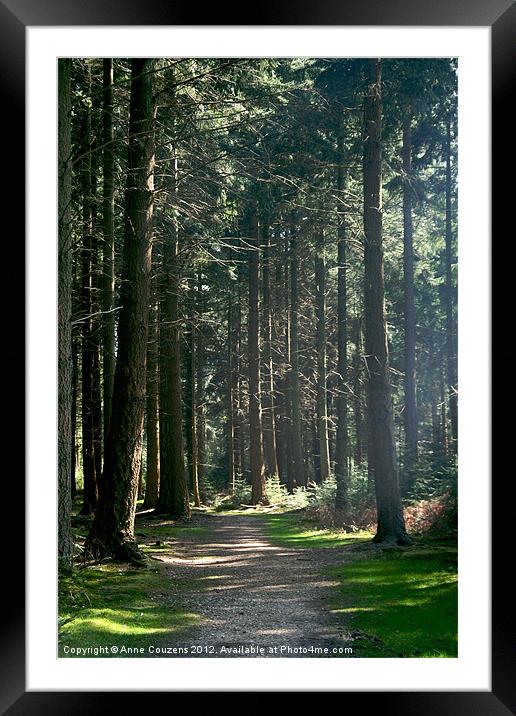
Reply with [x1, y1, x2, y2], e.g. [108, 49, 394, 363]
[59, 517, 208, 657]
[135, 521, 210, 554]
[261, 511, 373, 547]
[327, 548, 458, 657]
[63, 499, 457, 659]
[59, 562, 202, 657]
[260, 510, 458, 658]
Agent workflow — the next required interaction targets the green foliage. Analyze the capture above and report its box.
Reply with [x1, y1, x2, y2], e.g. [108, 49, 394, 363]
[213, 478, 251, 511]
[212, 476, 310, 511]
[96, 57, 457, 525]
[264, 475, 311, 510]
[405, 454, 457, 503]
[310, 475, 338, 505]
[66, 59, 459, 655]
[327, 546, 458, 657]
[402, 454, 458, 537]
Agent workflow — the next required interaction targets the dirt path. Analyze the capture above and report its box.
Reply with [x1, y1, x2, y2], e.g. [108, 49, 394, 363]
[149, 513, 354, 657]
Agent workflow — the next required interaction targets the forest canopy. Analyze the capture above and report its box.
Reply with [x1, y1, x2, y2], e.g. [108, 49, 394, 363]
[58, 57, 458, 566]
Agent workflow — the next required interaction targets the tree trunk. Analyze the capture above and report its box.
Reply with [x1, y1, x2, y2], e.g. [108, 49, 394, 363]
[71, 230, 80, 501]
[86, 59, 155, 562]
[431, 371, 440, 461]
[362, 59, 410, 545]
[274, 228, 291, 489]
[282, 231, 294, 492]
[335, 122, 349, 510]
[101, 58, 116, 444]
[184, 311, 193, 497]
[261, 218, 279, 478]
[440, 369, 449, 457]
[311, 413, 321, 484]
[58, 58, 73, 567]
[71, 330, 78, 499]
[138, 455, 144, 499]
[402, 109, 418, 493]
[143, 299, 160, 509]
[232, 254, 243, 482]
[289, 222, 306, 488]
[248, 211, 268, 505]
[227, 284, 236, 494]
[157, 148, 191, 519]
[445, 113, 458, 449]
[196, 271, 206, 501]
[79, 63, 98, 516]
[195, 271, 206, 502]
[352, 317, 364, 467]
[315, 228, 331, 483]
[90, 133, 103, 497]
[236, 267, 247, 482]
[190, 308, 201, 507]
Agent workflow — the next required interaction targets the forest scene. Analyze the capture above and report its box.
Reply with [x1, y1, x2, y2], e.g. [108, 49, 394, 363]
[58, 57, 458, 659]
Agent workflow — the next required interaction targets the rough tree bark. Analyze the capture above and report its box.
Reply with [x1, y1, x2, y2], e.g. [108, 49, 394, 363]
[79, 63, 98, 516]
[71, 330, 78, 499]
[184, 307, 194, 498]
[86, 59, 155, 562]
[90, 128, 103, 497]
[101, 58, 116, 444]
[143, 299, 160, 509]
[311, 413, 321, 483]
[71, 224, 81, 500]
[362, 59, 411, 545]
[236, 263, 247, 483]
[431, 369, 440, 460]
[335, 121, 349, 511]
[445, 113, 458, 449]
[289, 221, 306, 488]
[274, 227, 292, 489]
[157, 149, 191, 518]
[232, 250, 243, 483]
[227, 278, 236, 494]
[402, 109, 418, 493]
[58, 58, 73, 567]
[440, 368, 449, 457]
[261, 218, 279, 478]
[352, 317, 365, 467]
[315, 228, 331, 483]
[248, 211, 268, 505]
[195, 271, 206, 502]
[190, 303, 201, 508]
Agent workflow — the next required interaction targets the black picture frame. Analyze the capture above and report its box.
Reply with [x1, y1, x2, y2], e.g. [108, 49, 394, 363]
[3, 0, 509, 709]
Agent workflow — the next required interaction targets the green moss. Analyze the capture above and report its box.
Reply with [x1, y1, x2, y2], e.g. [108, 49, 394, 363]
[327, 548, 458, 657]
[135, 522, 209, 541]
[261, 512, 372, 548]
[59, 562, 202, 657]
[61, 515, 209, 657]
[259, 511, 457, 658]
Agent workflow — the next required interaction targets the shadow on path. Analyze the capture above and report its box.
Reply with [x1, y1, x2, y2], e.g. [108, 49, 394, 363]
[147, 513, 354, 657]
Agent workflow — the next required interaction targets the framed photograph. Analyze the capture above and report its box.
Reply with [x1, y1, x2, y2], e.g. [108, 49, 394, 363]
[3, 0, 508, 708]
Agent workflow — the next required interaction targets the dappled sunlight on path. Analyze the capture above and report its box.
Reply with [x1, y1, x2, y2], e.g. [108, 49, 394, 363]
[149, 514, 353, 657]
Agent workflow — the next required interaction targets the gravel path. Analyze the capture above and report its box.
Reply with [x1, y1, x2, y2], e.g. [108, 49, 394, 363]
[152, 513, 355, 657]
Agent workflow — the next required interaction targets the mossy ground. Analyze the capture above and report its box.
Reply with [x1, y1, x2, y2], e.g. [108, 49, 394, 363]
[62, 501, 457, 659]
[136, 522, 210, 554]
[59, 562, 201, 656]
[261, 511, 372, 547]
[261, 511, 458, 658]
[59, 509, 208, 657]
